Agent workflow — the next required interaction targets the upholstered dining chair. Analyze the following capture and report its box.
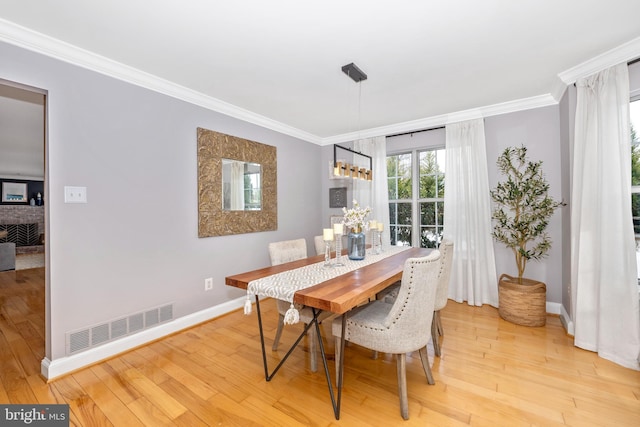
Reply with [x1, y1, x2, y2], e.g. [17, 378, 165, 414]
[430, 239, 454, 356]
[377, 239, 454, 357]
[269, 238, 329, 372]
[314, 235, 330, 256]
[332, 251, 441, 420]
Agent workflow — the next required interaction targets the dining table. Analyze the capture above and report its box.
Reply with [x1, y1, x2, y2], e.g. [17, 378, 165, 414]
[225, 245, 431, 419]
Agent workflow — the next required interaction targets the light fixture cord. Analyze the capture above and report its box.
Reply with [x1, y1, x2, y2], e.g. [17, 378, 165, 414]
[358, 80, 362, 141]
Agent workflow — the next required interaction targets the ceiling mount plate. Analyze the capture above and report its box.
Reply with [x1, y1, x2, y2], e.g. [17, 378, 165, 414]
[341, 63, 367, 82]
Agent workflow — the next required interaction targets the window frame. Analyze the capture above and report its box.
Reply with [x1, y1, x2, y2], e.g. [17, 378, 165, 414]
[387, 145, 445, 248]
[630, 95, 640, 238]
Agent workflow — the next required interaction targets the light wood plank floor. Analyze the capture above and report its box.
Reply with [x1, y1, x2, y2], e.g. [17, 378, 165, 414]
[1, 267, 639, 426]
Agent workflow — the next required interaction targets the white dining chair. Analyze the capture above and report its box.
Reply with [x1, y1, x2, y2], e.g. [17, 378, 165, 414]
[377, 239, 454, 357]
[269, 238, 329, 372]
[430, 239, 454, 356]
[314, 235, 334, 256]
[332, 251, 441, 420]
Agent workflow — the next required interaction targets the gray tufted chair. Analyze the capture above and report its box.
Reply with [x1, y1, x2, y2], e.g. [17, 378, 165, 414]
[313, 235, 335, 256]
[268, 238, 330, 372]
[377, 239, 454, 357]
[332, 251, 441, 420]
[430, 239, 454, 356]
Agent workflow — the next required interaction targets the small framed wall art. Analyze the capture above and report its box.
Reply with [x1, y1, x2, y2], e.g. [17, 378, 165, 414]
[329, 187, 347, 208]
[1, 181, 28, 203]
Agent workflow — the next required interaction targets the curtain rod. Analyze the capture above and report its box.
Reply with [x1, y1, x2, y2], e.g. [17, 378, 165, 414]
[387, 126, 445, 139]
[572, 57, 640, 86]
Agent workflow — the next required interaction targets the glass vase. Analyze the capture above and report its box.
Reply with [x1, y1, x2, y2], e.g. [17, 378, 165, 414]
[347, 226, 366, 260]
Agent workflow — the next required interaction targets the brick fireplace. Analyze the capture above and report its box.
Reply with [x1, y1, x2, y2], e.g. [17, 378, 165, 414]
[0, 205, 44, 254]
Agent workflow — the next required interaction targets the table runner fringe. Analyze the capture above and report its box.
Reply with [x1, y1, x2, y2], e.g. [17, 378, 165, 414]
[244, 295, 252, 314]
[284, 303, 300, 324]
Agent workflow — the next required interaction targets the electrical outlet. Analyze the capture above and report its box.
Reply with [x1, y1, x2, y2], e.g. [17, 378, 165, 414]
[204, 277, 213, 291]
[64, 186, 87, 203]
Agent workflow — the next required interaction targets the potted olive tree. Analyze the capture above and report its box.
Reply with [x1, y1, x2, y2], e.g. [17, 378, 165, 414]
[490, 145, 564, 326]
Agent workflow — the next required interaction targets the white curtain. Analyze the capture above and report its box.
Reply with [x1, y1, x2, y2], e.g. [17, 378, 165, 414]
[444, 119, 498, 307]
[572, 63, 640, 370]
[353, 136, 390, 246]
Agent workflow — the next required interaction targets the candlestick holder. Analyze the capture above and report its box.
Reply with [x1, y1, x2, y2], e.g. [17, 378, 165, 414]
[373, 229, 381, 254]
[324, 239, 333, 267]
[334, 233, 344, 267]
[378, 228, 384, 252]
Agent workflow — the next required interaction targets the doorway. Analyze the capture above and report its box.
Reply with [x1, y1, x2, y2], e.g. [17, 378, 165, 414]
[0, 79, 48, 373]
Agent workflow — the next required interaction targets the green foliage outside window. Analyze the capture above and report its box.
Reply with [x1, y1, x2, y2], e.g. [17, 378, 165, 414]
[631, 122, 640, 234]
[387, 149, 445, 248]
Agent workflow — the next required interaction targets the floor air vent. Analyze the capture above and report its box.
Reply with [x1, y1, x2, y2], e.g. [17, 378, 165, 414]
[66, 303, 174, 355]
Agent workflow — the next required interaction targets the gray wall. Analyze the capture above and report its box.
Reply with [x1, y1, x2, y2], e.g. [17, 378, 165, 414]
[559, 84, 576, 320]
[0, 41, 322, 362]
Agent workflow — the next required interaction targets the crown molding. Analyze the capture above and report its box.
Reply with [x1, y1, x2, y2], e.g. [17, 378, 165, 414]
[320, 94, 558, 145]
[558, 36, 640, 85]
[549, 75, 569, 103]
[0, 18, 322, 145]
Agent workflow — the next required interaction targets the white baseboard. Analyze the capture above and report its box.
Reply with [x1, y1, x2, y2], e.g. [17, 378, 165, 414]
[560, 303, 575, 336]
[547, 301, 574, 335]
[41, 295, 251, 380]
[546, 301, 561, 315]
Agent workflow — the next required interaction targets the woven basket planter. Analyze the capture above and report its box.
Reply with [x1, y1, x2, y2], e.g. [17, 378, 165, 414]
[498, 274, 546, 327]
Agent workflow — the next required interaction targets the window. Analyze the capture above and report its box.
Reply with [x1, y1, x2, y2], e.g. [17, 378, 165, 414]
[388, 148, 445, 248]
[387, 153, 412, 245]
[631, 98, 640, 235]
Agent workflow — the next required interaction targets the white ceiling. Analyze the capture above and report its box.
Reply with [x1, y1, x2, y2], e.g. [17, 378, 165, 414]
[2, 0, 640, 144]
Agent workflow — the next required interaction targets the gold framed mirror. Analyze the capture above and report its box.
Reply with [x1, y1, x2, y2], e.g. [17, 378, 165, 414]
[197, 128, 277, 237]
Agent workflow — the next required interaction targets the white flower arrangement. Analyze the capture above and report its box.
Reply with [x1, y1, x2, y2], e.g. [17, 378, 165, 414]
[342, 200, 371, 232]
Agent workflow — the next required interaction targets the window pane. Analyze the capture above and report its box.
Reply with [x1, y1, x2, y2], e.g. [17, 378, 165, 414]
[420, 175, 436, 198]
[397, 202, 412, 225]
[398, 176, 412, 199]
[389, 202, 412, 246]
[420, 202, 435, 225]
[632, 99, 640, 185]
[387, 153, 412, 200]
[419, 150, 445, 199]
[387, 177, 397, 199]
[437, 173, 445, 198]
[389, 203, 397, 223]
[391, 225, 412, 246]
[633, 193, 640, 234]
[420, 226, 442, 248]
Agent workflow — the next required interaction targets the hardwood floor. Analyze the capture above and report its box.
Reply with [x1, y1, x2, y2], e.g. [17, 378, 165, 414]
[1, 267, 639, 426]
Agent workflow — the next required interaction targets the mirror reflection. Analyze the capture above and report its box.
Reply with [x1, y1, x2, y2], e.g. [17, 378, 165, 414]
[222, 159, 262, 211]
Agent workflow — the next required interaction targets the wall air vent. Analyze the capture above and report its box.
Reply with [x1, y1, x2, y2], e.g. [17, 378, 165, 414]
[65, 303, 174, 355]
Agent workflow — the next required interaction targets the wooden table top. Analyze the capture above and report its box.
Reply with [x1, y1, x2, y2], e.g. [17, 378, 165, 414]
[225, 247, 431, 314]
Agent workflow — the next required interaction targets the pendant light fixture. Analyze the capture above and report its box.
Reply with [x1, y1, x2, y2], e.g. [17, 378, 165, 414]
[333, 63, 372, 181]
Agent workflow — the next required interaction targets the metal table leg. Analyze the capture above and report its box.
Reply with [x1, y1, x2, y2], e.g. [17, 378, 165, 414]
[253, 297, 346, 420]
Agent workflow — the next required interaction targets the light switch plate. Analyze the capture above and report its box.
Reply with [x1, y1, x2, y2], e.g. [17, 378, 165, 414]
[64, 186, 87, 203]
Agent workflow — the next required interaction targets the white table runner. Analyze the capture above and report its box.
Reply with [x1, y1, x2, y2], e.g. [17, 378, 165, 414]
[244, 246, 410, 323]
